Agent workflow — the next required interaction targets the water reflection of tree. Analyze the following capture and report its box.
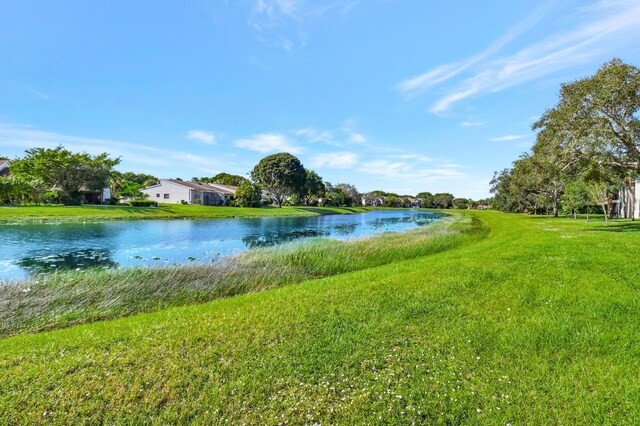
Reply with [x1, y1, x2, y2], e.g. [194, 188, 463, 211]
[332, 223, 359, 236]
[17, 249, 117, 274]
[242, 229, 329, 248]
[368, 214, 438, 230]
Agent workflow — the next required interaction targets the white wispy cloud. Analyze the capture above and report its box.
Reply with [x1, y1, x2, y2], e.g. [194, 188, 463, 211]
[295, 127, 335, 145]
[186, 130, 217, 145]
[358, 159, 468, 186]
[490, 134, 527, 141]
[342, 119, 367, 144]
[398, 0, 640, 113]
[0, 122, 226, 173]
[24, 87, 51, 100]
[234, 133, 302, 154]
[311, 151, 358, 169]
[389, 153, 434, 163]
[398, 2, 554, 100]
[248, 0, 357, 49]
[251, 0, 356, 25]
[296, 121, 367, 147]
[460, 121, 487, 127]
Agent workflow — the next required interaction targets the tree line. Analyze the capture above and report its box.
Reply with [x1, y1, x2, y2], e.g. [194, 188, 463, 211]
[2, 145, 488, 210]
[490, 59, 640, 225]
[230, 152, 490, 209]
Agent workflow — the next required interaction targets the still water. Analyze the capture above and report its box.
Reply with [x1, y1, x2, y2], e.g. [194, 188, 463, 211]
[0, 210, 442, 280]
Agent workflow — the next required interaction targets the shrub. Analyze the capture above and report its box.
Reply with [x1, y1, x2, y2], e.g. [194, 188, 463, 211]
[41, 191, 60, 205]
[234, 182, 263, 207]
[128, 200, 158, 207]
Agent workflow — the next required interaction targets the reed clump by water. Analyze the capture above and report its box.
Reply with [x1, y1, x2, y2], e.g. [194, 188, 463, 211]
[0, 213, 487, 337]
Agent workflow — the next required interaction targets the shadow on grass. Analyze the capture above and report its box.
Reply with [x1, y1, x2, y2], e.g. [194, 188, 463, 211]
[584, 222, 640, 233]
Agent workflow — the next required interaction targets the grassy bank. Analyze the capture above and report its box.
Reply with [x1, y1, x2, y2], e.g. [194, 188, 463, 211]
[0, 204, 372, 223]
[0, 213, 480, 337]
[2, 211, 640, 423]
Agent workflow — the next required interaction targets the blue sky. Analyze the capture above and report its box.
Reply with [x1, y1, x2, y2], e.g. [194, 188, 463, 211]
[1, 0, 639, 198]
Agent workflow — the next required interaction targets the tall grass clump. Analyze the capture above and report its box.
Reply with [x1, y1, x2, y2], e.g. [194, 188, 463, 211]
[0, 213, 487, 337]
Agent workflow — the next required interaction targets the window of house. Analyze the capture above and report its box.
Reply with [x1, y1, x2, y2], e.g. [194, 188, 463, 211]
[164, 194, 170, 199]
[156, 193, 160, 198]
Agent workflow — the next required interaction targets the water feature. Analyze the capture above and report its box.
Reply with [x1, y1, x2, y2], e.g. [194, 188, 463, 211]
[0, 210, 442, 280]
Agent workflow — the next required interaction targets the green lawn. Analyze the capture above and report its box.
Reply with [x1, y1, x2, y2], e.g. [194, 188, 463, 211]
[0, 204, 371, 223]
[1, 211, 640, 423]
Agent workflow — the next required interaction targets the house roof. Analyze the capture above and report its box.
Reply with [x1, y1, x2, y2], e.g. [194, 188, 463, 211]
[0, 159, 9, 168]
[166, 179, 215, 191]
[165, 179, 237, 194]
[206, 183, 238, 195]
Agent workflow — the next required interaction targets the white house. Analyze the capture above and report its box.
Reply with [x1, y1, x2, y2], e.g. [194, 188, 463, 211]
[616, 178, 640, 219]
[361, 193, 386, 207]
[140, 179, 237, 205]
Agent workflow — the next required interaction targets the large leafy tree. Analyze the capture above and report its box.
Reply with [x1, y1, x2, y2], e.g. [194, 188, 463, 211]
[453, 198, 470, 209]
[415, 192, 434, 208]
[251, 153, 306, 208]
[491, 153, 565, 215]
[11, 145, 120, 205]
[533, 59, 640, 173]
[433, 193, 454, 209]
[300, 170, 324, 206]
[523, 149, 567, 217]
[335, 183, 361, 207]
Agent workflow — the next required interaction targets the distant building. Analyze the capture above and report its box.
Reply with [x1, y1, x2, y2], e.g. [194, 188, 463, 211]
[408, 197, 421, 208]
[0, 159, 11, 177]
[81, 187, 112, 204]
[140, 179, 237, 205]
[361, 193, 386, 207]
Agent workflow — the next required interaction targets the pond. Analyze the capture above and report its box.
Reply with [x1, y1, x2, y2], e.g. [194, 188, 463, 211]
[0, 210, 442, 280]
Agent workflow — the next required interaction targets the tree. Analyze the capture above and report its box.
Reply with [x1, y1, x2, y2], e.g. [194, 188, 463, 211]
[0, 175, 47, 205]
[385, 195, 401, 207]
[10, 146, 120, 205]
[582, 158, 623, 226]
[234, 182, 262, 207]
[522, 150, 567, 217]
[561, 180, 590, 219]
[416, 192, 434, 208]
[335, 183, 361, 207]
[251, 153, 306, 208]
[533, 59, 640, 175]
[195, 173, 248, 187]
[300, 170, 324, 206]
[490, 154, 560, 215]
[121, 172, 158, 185]
[453, 198, 470, 209]
[585, 181, 616, 227]
[108, 171, 158, 202]
[119, 181, 147, 199]
[433, 193, 454, 209]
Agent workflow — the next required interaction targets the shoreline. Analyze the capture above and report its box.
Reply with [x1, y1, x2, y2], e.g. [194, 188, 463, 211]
[0, 204, 378, 224]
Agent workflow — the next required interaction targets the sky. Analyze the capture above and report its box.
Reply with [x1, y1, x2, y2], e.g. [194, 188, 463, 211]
[1, 0, 639, 198]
